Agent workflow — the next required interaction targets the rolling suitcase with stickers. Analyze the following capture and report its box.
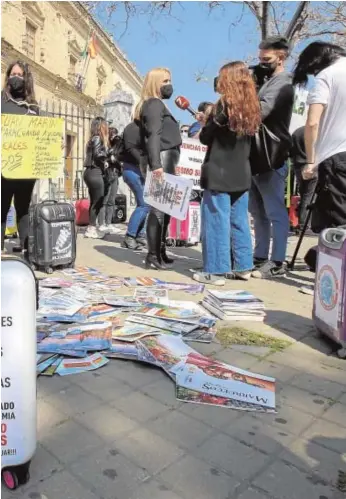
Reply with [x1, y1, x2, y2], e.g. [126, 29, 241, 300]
[167, 201, 201, 247]
[313, 227, 346, 358]
[28, 200, 76, 274]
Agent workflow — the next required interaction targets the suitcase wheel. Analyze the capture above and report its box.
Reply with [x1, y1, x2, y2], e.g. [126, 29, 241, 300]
[166, 238, 176, 247]
[2, 462, 31, 490]
[337, 347, 346, 359]
[45, 267, 53, 274]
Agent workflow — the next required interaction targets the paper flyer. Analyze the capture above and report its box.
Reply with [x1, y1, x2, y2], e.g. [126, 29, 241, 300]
[144, 171, 193, 220]
[56, 353, 109, 376]
[126, 314, 198, 334]
[134, 287, 169, 305]
[112, 323, 162, 342]
[102, 341, 138, 360]
[103, 295, 140, 308]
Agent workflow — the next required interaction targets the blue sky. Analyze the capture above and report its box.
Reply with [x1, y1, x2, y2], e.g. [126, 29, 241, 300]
[95, 1, 297, 124]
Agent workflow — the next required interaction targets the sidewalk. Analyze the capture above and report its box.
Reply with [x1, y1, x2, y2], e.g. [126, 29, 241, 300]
[3, 230, 346, 499]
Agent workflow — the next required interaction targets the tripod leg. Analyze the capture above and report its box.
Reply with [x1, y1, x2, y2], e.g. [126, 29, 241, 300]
[288, 187, 318, 271]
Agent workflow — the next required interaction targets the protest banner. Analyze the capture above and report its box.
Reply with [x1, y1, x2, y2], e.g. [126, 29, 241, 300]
[176, 137, 207, 190]
[144, 172, 193, 220]
[1, 114, 64, 179]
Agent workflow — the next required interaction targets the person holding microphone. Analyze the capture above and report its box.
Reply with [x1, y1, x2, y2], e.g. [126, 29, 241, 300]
[135, 67, 182, 270]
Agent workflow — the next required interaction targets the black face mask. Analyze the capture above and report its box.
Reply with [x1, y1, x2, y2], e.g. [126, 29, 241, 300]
[8, 75, 25, 96]
[213, 76, 219, 93]
[161, 84, 173, 100]
[257, 61, 278, 77]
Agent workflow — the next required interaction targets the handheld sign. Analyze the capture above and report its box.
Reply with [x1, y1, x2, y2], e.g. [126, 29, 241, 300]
[1, 114, 64, 179]
[1, 257, 37, 488]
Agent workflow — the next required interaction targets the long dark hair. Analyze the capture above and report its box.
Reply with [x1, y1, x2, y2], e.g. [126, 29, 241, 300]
[4, 60, 37, 103]
[293, 41, 346, 87]
[216, 61, 261, 136]
[90, 117, 109, 147]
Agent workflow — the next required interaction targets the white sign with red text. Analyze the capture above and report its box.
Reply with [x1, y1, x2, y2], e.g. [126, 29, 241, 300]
[177, 137, 207, 190]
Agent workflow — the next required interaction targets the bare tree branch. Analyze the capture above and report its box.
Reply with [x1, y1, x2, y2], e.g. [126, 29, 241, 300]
[261, 2, 269, 39]
[285, 1, 310, 40]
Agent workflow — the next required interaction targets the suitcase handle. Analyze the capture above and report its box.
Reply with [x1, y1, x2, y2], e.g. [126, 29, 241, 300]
[41, 200, 58, 205]
[320, 228, 346, 250]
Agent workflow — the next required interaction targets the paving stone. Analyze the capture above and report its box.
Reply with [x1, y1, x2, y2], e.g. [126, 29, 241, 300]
[278, 384, 333, 417]
[212, 349, 260, 370]
[253, 460, 337, 499]
[223, 413, 296, 454]
[71, 370, 132, 402]
[146, 409, 214, 450]
[21, 470, 100, 499]
[193, 432, 269, 480]
[289, 372, 345, 400]
[106, 357, 167, 387]
[338, 392, 346, 405]
[322, 402, 346, 427]
[300, 419, 346, 454]
[236, 489, 272, 499]
[45, 383, 103, 417]
[112, 390, 169, 423]
[279, 438, 346, 487]
[78, 404, 138, 441]
[37, 375, 73, 399]
[36, 398, 69, 440]
[41, 419, 103, 464]
[142, 378, 180, 407]
[17, 444, 63, 490]
[229, 345, 271, 357]
[129, 479, 184, 499]
[158, 454, 240, 499]
[250, 405, 314, 436]
[189, 341, 223, 357]
[249, 360, 300, 383]
[178, 400, 243, 430]
[114, 427, 185, 474]
[70, 447, 149, 499]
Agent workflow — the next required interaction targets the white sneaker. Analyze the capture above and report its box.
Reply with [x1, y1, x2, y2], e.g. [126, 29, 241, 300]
[98, 225, 111, 234]
[107, 224, 122, 234]
[84, 226, 105, 239]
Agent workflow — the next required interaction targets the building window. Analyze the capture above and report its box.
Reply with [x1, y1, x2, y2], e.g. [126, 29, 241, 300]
[68, 55, 77, 84]
[25, 21, 36, 60]
[96, 78, 103, 101]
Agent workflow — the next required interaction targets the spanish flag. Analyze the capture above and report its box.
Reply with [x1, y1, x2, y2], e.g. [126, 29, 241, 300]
[87, 32, 98, 59]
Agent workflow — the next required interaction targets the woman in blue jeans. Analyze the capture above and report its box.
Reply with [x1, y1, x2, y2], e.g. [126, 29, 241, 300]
[193, 61, 261, 286]
[121, 120, 150, 250]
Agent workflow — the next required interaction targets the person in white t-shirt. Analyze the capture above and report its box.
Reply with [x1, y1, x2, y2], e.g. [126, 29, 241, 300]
[293, 41, 346, 231]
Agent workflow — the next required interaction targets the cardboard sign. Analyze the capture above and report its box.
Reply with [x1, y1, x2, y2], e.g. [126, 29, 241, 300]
[176, 138, 207, 190]
[1, 114, 64, 179]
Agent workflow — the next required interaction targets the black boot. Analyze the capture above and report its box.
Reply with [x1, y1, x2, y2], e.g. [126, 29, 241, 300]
[121, 235, 139, 250]
[145, 211, 171, 270]
[160, 214, 174, 265]
[161, 243, 174, 264]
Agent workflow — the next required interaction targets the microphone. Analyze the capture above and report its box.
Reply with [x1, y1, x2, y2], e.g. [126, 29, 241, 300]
[175, 96, 197, 117]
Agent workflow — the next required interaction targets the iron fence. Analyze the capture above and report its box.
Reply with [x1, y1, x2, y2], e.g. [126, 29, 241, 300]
[34, 99, 100, 202]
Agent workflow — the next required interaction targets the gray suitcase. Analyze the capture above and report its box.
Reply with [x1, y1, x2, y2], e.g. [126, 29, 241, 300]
[28, 200, 76, 274]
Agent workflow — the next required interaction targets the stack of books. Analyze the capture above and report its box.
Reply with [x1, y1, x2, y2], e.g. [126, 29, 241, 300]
[202, 290, 266, 321]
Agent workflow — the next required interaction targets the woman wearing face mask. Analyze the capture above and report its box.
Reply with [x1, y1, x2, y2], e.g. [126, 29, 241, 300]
[193, 62, 261, 286]
[135, 68, 182, 270]
[1, 60, 39, 255]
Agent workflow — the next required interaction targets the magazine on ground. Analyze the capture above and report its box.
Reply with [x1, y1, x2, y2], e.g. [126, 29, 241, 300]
[102, 341, 139, 360]
[126, 314, 199, 334]
[112, 323, 163, 342]
[135, 305, 216, 328]
[175, 353, 275, 410]
[103, 295, 140, 308]
[134, 287, 169, 305]
[202, 299, 265, 321]
[56, 352, 109, 376]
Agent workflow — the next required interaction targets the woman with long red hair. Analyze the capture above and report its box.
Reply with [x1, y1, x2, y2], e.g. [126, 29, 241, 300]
[193, 61, 261, 286]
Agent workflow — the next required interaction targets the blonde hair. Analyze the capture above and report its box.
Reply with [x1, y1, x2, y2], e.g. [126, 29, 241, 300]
[134, 67, 171, 120]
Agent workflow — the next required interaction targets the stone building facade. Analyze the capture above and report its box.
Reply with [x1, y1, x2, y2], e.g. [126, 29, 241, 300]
[1, 1, 142, 200]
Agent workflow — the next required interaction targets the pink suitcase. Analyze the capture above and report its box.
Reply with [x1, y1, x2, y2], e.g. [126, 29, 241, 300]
[313, 227, 346, 358]
[167, 202, 201, 247]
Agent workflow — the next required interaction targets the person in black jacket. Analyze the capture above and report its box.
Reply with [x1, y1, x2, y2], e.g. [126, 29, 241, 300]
[192, 61, 261, 286]
[83, 117, 109, 239]
[1, 60, 39, 255]
[121, 120, 150, 250]
[135, 67, 182, 270]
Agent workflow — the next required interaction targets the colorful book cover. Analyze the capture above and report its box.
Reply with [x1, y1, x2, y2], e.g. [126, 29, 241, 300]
[102, 341, 138, 360]
[41, 356, 63, 376]
[112, 324, 162, 342]
[126, 314, 198, 334]
[103, 295, 140, 308]
[134, 287, 169, 305]
[175, 354, 275, 410]
[123, 277, 164, 287]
